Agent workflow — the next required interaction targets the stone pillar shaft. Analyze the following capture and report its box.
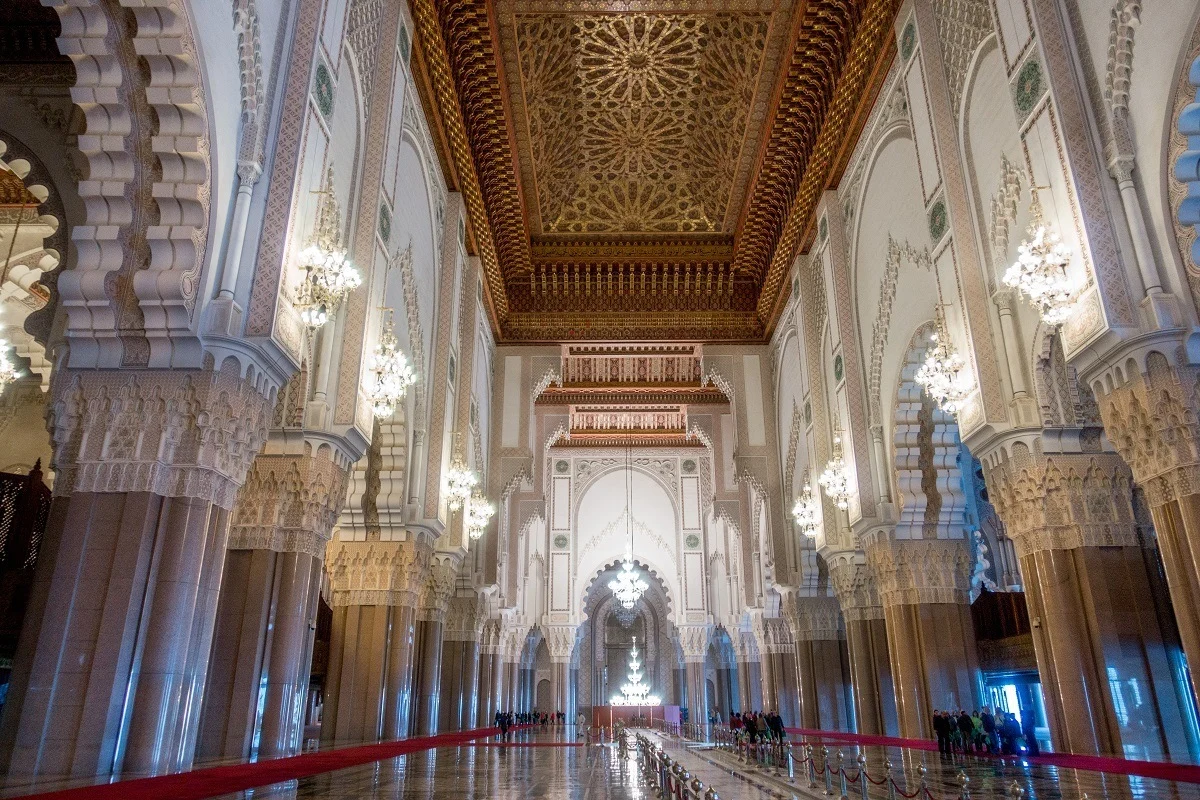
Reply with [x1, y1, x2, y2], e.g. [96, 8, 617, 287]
[986, 448, 1198, 758]
[412, 617, 445, 735]
[382, 604, 417, 739]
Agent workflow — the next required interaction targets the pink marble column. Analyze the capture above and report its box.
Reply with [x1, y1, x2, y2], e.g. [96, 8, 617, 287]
[382, 604, 417, 740]
[0, 368, 270, 779]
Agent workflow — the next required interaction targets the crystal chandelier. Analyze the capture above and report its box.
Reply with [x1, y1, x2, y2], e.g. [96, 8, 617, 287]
[1002, 189, 1078, 326]
[0, 340, 19, 393]
[611, 636, 661, 706]
[614, 603, 639, 628]
[609, 447, 648, 609]
[295, 169, 362, 329]
[609, 547, 649, 609]
[791, 471, 821, 538]
[466, 492, 495, 540]
[364, 311, 416, 418]
[818, 431, 853, 511]
[914, 273, 974, 416]
[445, 462, 478, 512]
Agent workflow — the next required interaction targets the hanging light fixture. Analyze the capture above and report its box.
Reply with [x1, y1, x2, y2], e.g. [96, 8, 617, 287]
[609, 446, 648, 609]
[614, 603, 639, 628]
[0, 339, 20, 394]
[295, 169, 362, 329]
[466, 492, 495, 540]
[818, 426, 853, 511]
[1002, 187, 1078, 326]
[445, 462, 478, 511]
[914, 267, 974, 416]
[791, 470, 821, 538]
[611, 635, 661, 706]
[364, 309, 417, 418]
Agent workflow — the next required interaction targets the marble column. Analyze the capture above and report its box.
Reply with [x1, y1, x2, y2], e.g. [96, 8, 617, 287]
[319, 536, 428, 744]
[785, 596, 852, 731]
[1098, 365, 1200, 708]
[439, 593, 483, 731]
[0, 369, 270, 779]
[829, 553, 898, 735]
[863, 534, 979, 740]
[197, 449, 349, 760]
[679, 625, 712, 723]
[986, 447, 1197, 759]
[544, 625, 578, 719]
[412, 557, 457, 735]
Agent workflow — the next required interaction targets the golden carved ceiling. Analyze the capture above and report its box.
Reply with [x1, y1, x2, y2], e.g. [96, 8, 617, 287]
[411, 0, 899, 342]
[508, 11, 772, 235]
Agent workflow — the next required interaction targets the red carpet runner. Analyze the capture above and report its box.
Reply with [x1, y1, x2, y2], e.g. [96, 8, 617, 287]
[9, 727, 509, 800]
[784, 726, 1200, 785]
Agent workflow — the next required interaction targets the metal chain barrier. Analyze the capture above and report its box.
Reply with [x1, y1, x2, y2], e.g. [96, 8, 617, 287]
[703, 730, 1037, 800]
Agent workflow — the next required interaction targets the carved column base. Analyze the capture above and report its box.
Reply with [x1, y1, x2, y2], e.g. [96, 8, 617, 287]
[0, 368, 271, 779]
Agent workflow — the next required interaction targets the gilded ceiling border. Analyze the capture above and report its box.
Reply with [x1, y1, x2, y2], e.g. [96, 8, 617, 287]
[753, 0, 901, 334]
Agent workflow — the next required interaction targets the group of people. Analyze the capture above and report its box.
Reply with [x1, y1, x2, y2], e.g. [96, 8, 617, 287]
[729, 710, 787, 743]
[493, 710, 571, 741]
[932, 707, 1039, 756]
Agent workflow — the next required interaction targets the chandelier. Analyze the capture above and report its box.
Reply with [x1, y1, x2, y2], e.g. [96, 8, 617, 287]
[914, 268, 974, 416]
[609, 548, 649, 609]
[615, 603, 639, 628]
[818, 431, 853, 511]
[445, 461, 478, 511]
[295, 169, 362, 329]
[608, 446, 648, 609]
[611, 636, 661, 706]
[466, 493, 495, 540]
[364, 311, 416, 418]
[791, 471, 821, 538]
[1002, 188, 1078, 326]
[0, 340, 19, 393]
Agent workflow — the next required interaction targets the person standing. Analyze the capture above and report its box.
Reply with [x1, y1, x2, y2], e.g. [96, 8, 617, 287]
[933, 709, 949, 755]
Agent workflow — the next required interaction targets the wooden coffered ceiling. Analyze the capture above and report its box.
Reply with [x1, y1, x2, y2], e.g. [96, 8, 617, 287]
[409, 0, 898, 343]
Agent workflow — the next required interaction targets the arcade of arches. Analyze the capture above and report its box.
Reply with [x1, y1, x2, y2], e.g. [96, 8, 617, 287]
[1, 0, 1200, 796]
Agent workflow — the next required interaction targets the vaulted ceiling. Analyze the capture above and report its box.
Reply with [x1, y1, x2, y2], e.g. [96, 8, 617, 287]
[410, 0, 898, 343]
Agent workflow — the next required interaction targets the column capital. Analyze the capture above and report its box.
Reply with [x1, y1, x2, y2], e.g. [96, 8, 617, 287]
[542, 624, 578, 663]
[325, 536, 430, 608]
[782, 595, 843, 642]
[825, 550, 884, 621]
[229, 450, 350, 556]
[418, 554, 460, 621]
[982, 447, 1141, 558]
[444, 593, 485, 642]
[677, 624, 712, 662]
[860, 531, 972, 607]
[1095, 361, 1200, 505]
[49, 367, 272, 510]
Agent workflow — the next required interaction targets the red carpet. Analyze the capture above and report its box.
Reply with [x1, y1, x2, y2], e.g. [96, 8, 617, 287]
[784, 726, 1200, 785]
[9, 727, 515, 800]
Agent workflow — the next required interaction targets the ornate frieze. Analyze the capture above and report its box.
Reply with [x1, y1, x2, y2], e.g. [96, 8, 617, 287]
[49, 368, 271, 509]
[677, 623, 713, 662]
[229, 451, 351, 556]
[1094, 357, 1200, 506]
[981, 447, 1140, 558]
[861, 532, 972, 607]
[418, 555, 460, 621]
[782, 595, 843, 642]
[325, 536, 430, 608]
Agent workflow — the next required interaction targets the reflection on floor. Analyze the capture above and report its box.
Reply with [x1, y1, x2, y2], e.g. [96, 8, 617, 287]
[211, 728, 779, 800]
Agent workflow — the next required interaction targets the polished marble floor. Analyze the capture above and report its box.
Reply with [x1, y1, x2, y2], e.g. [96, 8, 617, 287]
[209, 729, 779, 800]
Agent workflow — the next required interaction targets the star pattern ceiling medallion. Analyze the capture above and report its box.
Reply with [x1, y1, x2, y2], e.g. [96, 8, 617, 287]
[515, 12, 769, 235]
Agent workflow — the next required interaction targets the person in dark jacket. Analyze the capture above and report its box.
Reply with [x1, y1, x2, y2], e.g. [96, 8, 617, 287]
[957, 711, 975, 753]
[980, 707, 997, 753]
[933, 709, 950, 754]
[1020, 710, 1039, 756]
